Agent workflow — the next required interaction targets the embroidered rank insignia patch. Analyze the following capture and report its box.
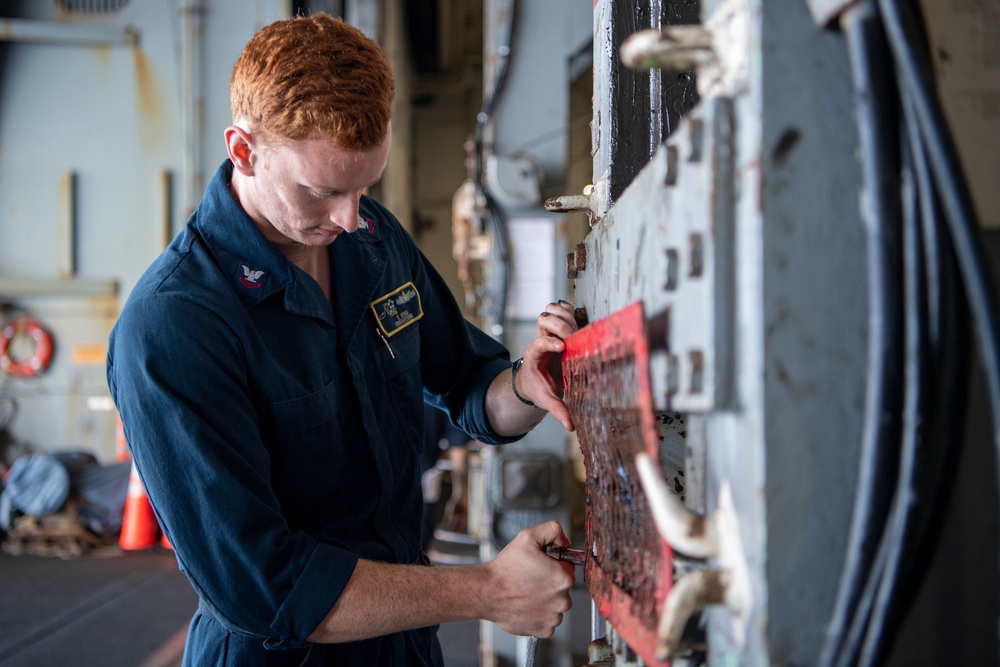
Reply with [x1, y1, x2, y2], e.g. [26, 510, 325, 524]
[239, 264, 265, 290]
[370, 282, 423, 337]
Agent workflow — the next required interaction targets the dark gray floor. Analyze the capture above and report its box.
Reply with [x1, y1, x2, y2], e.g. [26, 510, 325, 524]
[0, 548, 480, 667]
[0, 548, 195, 667]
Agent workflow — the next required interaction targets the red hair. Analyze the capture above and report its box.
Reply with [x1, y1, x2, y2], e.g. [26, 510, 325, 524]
[230, 14, 394, 150]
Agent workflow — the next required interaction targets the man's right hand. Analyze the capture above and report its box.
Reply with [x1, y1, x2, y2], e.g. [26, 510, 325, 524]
[306, 520, 577, 644]
[483, 521, 576, 638]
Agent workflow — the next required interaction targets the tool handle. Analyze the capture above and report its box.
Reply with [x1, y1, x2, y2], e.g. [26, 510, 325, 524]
[544, 544, 587, 566]
[525, 635, 539, 667]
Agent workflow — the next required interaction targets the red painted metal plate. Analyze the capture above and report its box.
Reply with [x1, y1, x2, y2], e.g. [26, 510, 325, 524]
[562, 301, 672, 667]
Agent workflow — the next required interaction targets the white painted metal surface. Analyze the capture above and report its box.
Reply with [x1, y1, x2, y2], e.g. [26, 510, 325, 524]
[0, 1, 285, 461]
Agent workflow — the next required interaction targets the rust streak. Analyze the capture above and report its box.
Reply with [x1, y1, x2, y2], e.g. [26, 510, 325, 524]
[132, 47, 167, 150]
[687, 513, 706, 538]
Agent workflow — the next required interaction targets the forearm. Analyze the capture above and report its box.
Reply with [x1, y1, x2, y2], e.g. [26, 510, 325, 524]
[307, 559, 494, 643]
[308, 521, 575, 643]
[484, 367, 547, 437]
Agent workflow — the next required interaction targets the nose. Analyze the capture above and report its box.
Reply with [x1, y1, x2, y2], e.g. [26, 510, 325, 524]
[328, 194, 362, 233]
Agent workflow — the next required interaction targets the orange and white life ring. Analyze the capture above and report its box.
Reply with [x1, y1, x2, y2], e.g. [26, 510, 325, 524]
[0, 318, 54, 378]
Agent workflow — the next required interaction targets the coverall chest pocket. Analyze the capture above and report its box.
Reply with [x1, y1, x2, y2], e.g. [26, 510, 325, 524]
[258, 379, 342, 436]
[373, 326, 423, 461]
[257, 379, 369, 521]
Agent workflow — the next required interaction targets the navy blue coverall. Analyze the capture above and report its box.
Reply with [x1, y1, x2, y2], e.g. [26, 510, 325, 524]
[107, 161, 518, 666]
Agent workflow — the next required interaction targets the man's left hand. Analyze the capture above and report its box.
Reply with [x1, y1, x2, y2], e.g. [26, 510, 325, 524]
[517, 300, 580, 431]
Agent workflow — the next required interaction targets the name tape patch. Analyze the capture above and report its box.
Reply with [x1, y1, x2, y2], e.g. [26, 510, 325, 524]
[370, 282, 423, 337]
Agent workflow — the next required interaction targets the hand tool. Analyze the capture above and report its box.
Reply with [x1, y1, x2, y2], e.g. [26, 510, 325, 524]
[525, 636, 539, 667]
[525, 545, 589, 666]
[544, 544, 587, 566]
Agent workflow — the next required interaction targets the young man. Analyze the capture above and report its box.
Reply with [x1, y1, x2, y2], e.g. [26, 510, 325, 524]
[107, 13, 579, 667]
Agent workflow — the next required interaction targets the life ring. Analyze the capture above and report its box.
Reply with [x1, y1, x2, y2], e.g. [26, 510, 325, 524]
[0, 318, 55, 378]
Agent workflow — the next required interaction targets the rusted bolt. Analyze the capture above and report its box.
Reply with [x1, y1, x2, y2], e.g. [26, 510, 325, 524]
[665, 248, 679, 290]
[688, 233, 704, 277]
[587, 638, 615, 664]
[567, 242, 587, 279]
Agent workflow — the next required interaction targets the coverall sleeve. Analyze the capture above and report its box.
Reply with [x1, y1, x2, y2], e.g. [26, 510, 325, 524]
[107, 293, 355, 646]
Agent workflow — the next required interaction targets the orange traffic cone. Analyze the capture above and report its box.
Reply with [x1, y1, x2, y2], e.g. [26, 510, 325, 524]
[119, 462, 159, 550]
[115, 413, 131, 463]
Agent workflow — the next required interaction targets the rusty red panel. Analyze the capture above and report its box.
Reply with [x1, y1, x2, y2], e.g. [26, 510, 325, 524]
[562, 301, 672, 667]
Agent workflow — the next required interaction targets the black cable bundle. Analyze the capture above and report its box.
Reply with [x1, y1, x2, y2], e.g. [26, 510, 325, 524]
[479, 190, 512, 344]
[820, 6, 904, 664]
[820, 1, 987, 665]
[470, 1, 518, 343]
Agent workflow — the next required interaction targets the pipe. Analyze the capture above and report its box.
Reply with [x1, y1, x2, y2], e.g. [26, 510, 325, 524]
[179, 1, 204, 219]
[0, 18, 137, 46]
[635, 452, 720, 559]
[656, 567, 728, 660]
[619, 26, 715, 72]
[543, 178, 609, 227]
[636, 452, 752, 659]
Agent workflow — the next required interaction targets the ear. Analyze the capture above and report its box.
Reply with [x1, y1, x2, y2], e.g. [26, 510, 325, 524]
[225, 125, 256, 175]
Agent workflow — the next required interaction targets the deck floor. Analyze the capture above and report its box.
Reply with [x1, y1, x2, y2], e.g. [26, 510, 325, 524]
[0, 548, 480, 666]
